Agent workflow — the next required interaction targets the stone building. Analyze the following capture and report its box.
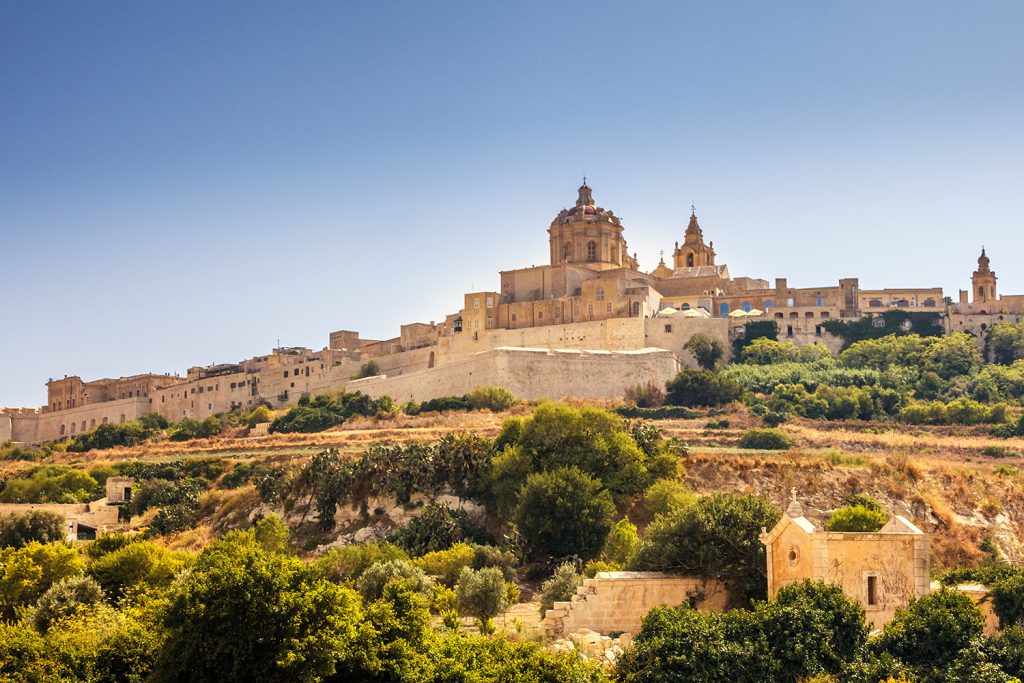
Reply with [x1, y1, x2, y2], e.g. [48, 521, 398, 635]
[4, 181, 1019, 444]
[761, 495, 930, 629]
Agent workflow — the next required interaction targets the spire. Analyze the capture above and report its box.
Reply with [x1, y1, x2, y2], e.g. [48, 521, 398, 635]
[978, 246, 991, 273]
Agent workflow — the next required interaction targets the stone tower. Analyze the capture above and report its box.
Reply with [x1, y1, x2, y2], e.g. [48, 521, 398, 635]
[972, 247, 998, 306]
[548, 183, 638, 271]
[672, 210, 716, 270]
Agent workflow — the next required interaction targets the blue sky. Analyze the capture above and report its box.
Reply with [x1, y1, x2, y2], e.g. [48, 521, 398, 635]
[2, 2, 1022, 407]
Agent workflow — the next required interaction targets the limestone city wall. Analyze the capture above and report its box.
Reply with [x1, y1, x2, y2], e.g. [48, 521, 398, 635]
[542, 572, 730, 639]
[30, 397, 151, 443]
[348, 347, 679, 404]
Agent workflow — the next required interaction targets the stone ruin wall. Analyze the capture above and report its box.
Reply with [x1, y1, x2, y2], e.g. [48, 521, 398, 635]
[542, 572, 730, 640]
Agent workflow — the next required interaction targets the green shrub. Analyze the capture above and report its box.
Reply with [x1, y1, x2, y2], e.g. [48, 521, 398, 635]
[642, 480, 695, 520]
[356, 560, 429, 601]
[465, 386, 517, 412]
[665, 369, 742, 407]
[825, 504, 887, 532]
[416, 543, 476, 587]
[514, 467, 615, 561]
[316, 542, 409, 583]
[68, 421, 154, 452]
[624, 381, 666, 408]
[632, 493, 781, 603]
[354, 360, 381, 379]
[87, 541, 188, 600]
[387, 503, 490, 557]
[602, 518, 640, 567]
[983, 445, 1021, 459]
[738, 428, 795, 450]
[0, 510, 66, 548]
[269, 391, 394, 433]
[0, 465, 101, 504]
[740, 338, 801, 365]
[991, 573, 1024, 629]
[32, 575, 104, 633]
[614, 405, 700, 419]
[539, 562, 583, 617]
[683, 332, 726, 370]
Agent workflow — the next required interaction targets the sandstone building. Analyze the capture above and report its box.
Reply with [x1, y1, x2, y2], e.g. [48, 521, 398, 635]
[3, 183, 1022, 444]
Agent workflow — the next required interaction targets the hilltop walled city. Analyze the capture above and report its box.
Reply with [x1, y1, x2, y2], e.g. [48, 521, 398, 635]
[3, 183, 1021, 445]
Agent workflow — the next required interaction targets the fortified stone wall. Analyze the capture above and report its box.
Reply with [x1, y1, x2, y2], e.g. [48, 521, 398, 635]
[349, 347, 679, 404]
[29, 397, 151, 443]
[541, 572, 729, 639]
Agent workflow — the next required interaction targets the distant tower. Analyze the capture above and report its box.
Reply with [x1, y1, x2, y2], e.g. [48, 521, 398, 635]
[972, 247, 998, 306]
[672, 209, 716, 270]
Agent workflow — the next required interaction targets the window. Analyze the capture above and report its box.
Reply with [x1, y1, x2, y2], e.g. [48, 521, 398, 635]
[486, 297, 493, 308]
[537, 311, 543, 319]
[208, 403, 212, 410]
[869, 299, 883, 308]
[587, 303, 594, 317]
[664, 324, 673, 333]
[742, 301, 752, 312]
[587, 241, 597, 262]
[787, 325, 794, 337]
[763, 299, 773, 309]
[511, 314, 517, 322]
[596, 288, 604, 301]
[815, 325, 822, 337]
[786, 297, 795, 307]
[563, 242, 572, 261]
[102, 417, 108, 424]
[805, 312, 814, 318]
[719, 303, 730, 316]
[632, 302, 641, 316]
[979, 286, 985, 298]
[867, 576, 878, 606]
[474, 298, 480, 309]
[198, 387, 204, 394]
[606, 302, 612, 313]
[816, 296, 823, 307]
[686, 253, 694, 267]
[820, 312, 830, 319]
[283, 371, 288, 378]
[790, 312, 799, 319]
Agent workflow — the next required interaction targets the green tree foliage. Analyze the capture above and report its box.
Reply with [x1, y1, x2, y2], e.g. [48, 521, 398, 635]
[427, 633, 610, 682]
[825, 504, 887, 532]
[492, 403, 655, 512]
[68, 420, 155, 452]
[316, 542, 409, 583]
[899, 398, 1009, 425]
[455, 566, 511, 634]
[355, 560, 430, 602]
[139, 412, 171, 430]
[464, 385, 517, 411]
[766, 382, 906, 421]
[539, 562, 583, 617]
[683, 332, 726, 370]
[732, 320, 780, 359]
[354, 360, 381, 379]
[665, 368, 743, 408]
[514, 467, 615, 561]
[617, 581, 869, 683]
[0, 465, 101, 504]
[632, 493, 781, 603]
[642, 479, 695, 521]
[873, 589, 985, 681]
[0, 541, 84, 619]
[0, 510, 66, 548]
[990, 572, 1024, 629]
[823, 311, 944, 348]
[87, 540, 189, 601]
[387, 502, 490, 556]
[989, 626, 1024, 679]
[32, 575, 104, 633]
[988, 322, 1024, 365]
[269, 391, 393, 434]
[602, 517, 640, 567]
[741, 338, 801, 365]
[154, 529, 361, 683]
[739, 428, 795, 450]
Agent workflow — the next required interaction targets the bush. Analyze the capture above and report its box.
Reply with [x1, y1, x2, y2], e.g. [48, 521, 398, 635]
[388, 503, 490, 557]
[873, 589, 985, 677]
[0, 465, 101, 504]
[665, 369, 742, 407]
[68, 421, 154, 452]
[642, 480, 695, 520]
[991, 573, 1024, 629]
[539, 562, 583, 617]
[355, 360, 381, 378]
[87, 540, 189, 600]
[738, 428, 795, 450]
[825, 504, 887, 532]
[514, 467, 615, 561]
[356, 560, 430, 601]
[613, 405, 700, 420]
[269, 391, 393, 433]
[631, 493, 781, 603]
[0, 510, 66, 548]
[455, 566, 512, 634]
[244, 405, 272, 427]
[32, 575, 104, 633]
[683, 332, 726, 370]
[740, 338, 801, 365]
[624, 381, 666, 408]
[602, 518, 640, 567]
[465, 386, 516, 412]
[316, 542, 409, 583]
[416, 543, 476, 587]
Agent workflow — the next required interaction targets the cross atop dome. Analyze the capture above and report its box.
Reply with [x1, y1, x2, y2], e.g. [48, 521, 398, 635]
[576, 182, 594, 207]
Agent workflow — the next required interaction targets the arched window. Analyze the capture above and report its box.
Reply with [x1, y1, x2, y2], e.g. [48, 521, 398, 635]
[719, 303, 730, 317]
[587, 241, 597, 262]
[60, 424, 66, 435]
[563, 242, 572, 261]
[896, 299, 909, 308]
[869, 299, 883, 308]
[923, 298, 936, 307]
[70, 423, 76, 434]
[686, 253, 694, 267]
[428, 351, 435, 369]
[763, 300, 774, 309]
[632, 301, 641, 316]
[681, 303, 691, 311]
[742, 301, 752, 312]
[816, 296, 823, 307]
[979, 287, 985, 298]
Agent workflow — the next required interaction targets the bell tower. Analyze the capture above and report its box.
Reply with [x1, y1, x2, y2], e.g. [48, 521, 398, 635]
[672, 209, 716, 270]
[972, 247, 997, 306]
